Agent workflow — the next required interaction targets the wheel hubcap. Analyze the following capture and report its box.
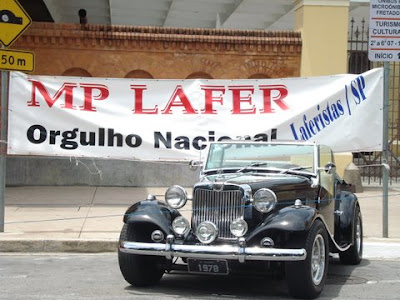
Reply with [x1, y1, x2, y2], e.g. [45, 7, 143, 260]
[311, 234, 325, 285]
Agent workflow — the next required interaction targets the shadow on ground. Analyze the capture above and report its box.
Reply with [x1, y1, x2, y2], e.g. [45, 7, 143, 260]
[123, 257, 371, 299]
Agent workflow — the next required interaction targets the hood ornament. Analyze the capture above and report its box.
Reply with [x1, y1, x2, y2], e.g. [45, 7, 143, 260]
[213, 182, 224, 191]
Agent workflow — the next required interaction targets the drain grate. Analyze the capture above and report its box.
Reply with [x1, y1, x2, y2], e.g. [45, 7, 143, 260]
[326, 274, 367, 285]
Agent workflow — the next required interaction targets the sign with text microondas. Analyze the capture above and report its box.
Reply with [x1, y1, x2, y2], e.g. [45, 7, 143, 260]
[0, 0, 32, 47]
[369, 0, 400, 61]
[0, 49, 34, 72]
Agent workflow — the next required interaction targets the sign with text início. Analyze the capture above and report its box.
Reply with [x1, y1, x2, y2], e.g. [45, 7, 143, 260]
[369, 0, 400, 61]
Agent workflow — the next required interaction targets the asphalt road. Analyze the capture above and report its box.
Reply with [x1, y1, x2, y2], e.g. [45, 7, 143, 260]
[0, 253, 399, 300]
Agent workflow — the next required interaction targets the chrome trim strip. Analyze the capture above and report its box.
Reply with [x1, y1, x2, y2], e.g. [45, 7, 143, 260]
[120, 238, 306, 263]
[318, 215, 352, 252]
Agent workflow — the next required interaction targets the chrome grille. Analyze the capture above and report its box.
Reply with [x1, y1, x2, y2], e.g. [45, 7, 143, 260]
[192, 188, 245, 239]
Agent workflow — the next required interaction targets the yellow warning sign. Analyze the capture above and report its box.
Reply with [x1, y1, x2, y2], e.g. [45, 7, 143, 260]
[0, 0, 32, 47]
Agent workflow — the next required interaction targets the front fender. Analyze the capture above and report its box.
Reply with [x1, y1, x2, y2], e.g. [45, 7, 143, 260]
[247, 205, 318, 244]
[123, 200, 180, 235]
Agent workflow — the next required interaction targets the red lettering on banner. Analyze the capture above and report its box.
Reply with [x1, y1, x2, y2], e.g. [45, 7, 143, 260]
[27, 80, 109, 112]
[27, 80, 291, 114]
[131, 85, 158, 114]
[80, 84, 109, 112]
[28, 80, 78, 109]
[161, 85, 197, 114]
[229, 85, 256, 114]
[201, 85, 225, 114]
[259, 85, 289, 113]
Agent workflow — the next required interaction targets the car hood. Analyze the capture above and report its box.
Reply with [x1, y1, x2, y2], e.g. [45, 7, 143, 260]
[200, 173, 313, 193]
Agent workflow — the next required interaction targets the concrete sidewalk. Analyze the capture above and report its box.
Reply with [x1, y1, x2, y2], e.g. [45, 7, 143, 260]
[1, 185, 400, 258]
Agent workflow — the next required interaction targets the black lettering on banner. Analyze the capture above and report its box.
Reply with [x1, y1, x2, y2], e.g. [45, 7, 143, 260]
[193, 136, 207, 150]
[61, 128, 79, 150]
[80, 132, 96, 146]
[126, 134, 142, 147]
[27, 124, 47, 144]
[26, 125, 143, 150]
[154, 131, 171, 149]
[49, 130, 61, 144]
[25, 125, 278, 152]
[153, 129, 278, 150]
[108, 128, 123, 147]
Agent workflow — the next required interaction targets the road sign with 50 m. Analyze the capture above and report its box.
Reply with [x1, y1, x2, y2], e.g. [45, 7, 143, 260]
[0, 48, 34, 72]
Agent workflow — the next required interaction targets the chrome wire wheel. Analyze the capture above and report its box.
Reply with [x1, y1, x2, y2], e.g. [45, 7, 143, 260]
[311, 233, 326, 286]
[285, 220, 328, 299]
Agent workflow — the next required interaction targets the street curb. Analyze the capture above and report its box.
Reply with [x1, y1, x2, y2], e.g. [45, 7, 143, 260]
[0, 239, 119, 253]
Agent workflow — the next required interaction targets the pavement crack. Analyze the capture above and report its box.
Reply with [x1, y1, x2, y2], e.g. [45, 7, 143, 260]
[78, 187, 98, 238]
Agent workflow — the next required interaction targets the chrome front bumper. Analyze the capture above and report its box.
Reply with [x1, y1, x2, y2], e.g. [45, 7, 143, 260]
[119, 235, 307, 263]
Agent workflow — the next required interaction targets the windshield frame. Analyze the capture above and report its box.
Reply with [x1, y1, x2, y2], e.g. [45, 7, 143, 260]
[202, 141, 319, 176]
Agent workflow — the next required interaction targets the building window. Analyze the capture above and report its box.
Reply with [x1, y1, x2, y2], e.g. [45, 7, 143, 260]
[186, 72, 213, 79]
[125, 70, 153, 79]
[348, 51, 370, 74]
[248, 73, 270, 79]
[62, 68, 92, 77]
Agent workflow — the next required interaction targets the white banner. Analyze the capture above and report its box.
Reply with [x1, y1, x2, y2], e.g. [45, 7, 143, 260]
[8, 69, 383, 160]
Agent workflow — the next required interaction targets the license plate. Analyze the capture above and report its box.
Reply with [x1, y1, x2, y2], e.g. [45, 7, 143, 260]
[187, 259, 229, 275]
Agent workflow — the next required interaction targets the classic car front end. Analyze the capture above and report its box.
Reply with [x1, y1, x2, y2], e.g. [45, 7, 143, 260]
[118, 142, 363, 299]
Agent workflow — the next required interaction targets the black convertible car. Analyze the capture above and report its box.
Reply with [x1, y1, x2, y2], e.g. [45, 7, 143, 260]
[119, 142, 362, 299]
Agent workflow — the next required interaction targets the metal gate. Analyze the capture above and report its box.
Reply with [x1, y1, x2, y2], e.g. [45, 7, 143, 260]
[348, 18, 400, 183]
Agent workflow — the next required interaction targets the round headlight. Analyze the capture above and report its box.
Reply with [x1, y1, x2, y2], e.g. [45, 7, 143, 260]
[196, 221, 218, 244]
[165, 185, 187, 209]
[172, 216, 190, 235]
[230, 218, 248, 237]
[253, 188, 277, 213]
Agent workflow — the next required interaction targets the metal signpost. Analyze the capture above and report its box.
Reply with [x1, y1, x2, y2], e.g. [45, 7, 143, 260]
[368, 0, 399, 238]
[0, 0, 32, 232]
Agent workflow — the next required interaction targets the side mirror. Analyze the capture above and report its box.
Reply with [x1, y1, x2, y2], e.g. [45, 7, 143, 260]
[324, 162, 336, 175]
[189, 160, 202, 171]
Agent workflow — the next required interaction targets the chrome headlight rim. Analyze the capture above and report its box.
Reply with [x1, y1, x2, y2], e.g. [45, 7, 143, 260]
[230, 217, 248, 237]
[172, 216, 190, 236]
[196, 221, 218, 244]
[253, 188, 277, 213]
[165, 185, 187, 209]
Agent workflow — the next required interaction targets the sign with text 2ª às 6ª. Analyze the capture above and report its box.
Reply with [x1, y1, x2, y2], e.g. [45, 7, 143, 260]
[369, 0, 400, 61]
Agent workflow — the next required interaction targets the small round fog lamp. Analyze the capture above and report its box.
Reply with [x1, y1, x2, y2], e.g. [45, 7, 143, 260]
[196, 221, 218, 244]
[172, 216, 190, 235]
[230, 218, 248, 237]
[165, 185, 187, 209]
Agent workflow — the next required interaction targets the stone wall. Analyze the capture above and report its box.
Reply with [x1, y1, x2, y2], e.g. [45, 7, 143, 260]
[14, 23, 301, 79]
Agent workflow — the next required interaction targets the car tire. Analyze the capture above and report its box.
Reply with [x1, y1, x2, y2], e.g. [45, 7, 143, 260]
[339, 205, 363, 265]
[285, 220, 329, 299]
[118, 224, 165, 287]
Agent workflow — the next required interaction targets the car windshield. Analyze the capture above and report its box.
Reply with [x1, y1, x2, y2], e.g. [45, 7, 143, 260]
[204, 142, 316, 174]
